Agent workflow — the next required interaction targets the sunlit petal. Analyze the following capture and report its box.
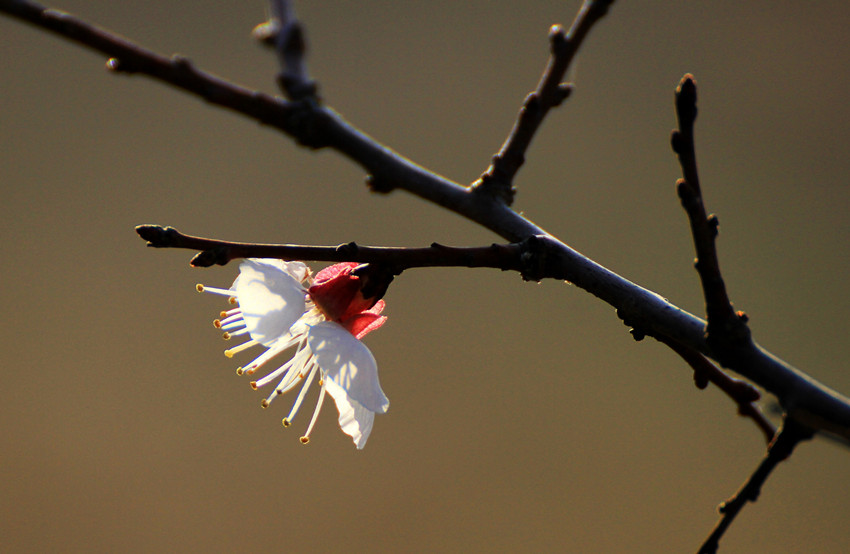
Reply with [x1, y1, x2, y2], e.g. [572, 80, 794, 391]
[234, 259, 307, 346]
[324, 378, 376, 449]
[308, 321, 389, 414]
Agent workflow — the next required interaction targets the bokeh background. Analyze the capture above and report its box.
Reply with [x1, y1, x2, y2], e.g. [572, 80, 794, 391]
[2, 1, 848, 552]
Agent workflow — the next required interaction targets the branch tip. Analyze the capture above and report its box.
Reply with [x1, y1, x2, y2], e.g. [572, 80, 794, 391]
[549, 24, 567, 50]
[675, 74, 698, 126]
[135, 224, 177, 247]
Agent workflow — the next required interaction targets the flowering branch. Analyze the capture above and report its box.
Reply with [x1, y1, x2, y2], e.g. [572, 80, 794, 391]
[5, 0, 850, 549]
[135, 224, 536, 277]
[471, 1, 614, 204]
[6, 0, 847, 440]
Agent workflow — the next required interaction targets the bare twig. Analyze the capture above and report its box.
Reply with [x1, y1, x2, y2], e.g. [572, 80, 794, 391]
[471, 0, 614, 204]
[698, 418, 815, 554]
[135, 224, 544, 278]
[253, 0, 317, 101]
[656, 335, 777, 444]
[671, 74, 751, 355]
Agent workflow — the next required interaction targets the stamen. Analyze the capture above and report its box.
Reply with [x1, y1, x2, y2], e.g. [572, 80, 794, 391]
[252, 357, 297, 390]
[222, 328, 248, 339]
[261, 399, 269, 409]
[282, 363, 319, 425]
[236, 367, 244, 376]
[224, 339, 258, 358]
[282, 418, 291, 427]
[250, 381, 258, 390]
[197, 284, 233, 296]
[238, 336, 301, 377]
[219, 314, 243, 328]
[267, 345, 312, 392]
[301, 377, 328, 446]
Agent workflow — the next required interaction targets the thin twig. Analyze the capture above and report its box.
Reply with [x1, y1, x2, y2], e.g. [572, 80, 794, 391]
[253, 0, 317, 101]
[135, 224, 540, 277]
[656, 335, 777, 444]
[471, 0, 615, 204]
[698, 418, 814, 554]
[671, 74, 751, 354]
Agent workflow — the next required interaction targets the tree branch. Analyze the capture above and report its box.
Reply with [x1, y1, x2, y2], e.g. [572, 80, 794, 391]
[471, 0, 614, 204]
[135, 224, 540, 277]
[671, 74, 751, 356]
[253, 0, 317, 101]
[656, 335, 777, 444]
[698, 418, 815, 554]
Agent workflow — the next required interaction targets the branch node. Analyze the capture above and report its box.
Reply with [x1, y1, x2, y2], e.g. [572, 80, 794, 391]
[191, 248, 229, 267]
[670, 130, 684, 155]
[365, 175, 395, 194]
[336, 241, 359, 256]
[548, 24, 567, 52]
[105, 57, 130, 73]
[553, 83, 574, 106]
[471, 174, 517, 206]
[170, 54, 193, 71]
[352, 263, 396, 303]
[517, 235, 551, 282]
[707, 214, 719, 237]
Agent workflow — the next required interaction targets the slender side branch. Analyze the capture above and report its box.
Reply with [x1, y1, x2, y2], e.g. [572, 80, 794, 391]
[254, 0, 318, 101]
[135, 224, 542, 278]
[698, 418, 815, 554]
[671, 74, 751, 354]
[471, 0, 615, 204]
[656, 335, 777, 444]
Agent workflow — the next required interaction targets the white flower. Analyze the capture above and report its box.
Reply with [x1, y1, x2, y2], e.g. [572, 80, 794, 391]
[197, 259, 389, 449]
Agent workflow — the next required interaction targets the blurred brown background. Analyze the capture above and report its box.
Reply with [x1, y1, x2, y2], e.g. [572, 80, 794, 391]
[2, 1, 848, 552]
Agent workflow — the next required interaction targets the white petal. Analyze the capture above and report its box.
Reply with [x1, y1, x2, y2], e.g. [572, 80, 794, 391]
[324, 378, 376, 449]
[234, 259, 306, 346]
[307, 321, 389, 414]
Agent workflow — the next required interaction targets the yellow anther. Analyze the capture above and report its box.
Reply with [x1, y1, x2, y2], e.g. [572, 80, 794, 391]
[250, 381, 258, 390]
[282, 418, 291, 428]
[196, 284, 204, 292]
[222, 332, 231, 340]
[261, 399, 269, 409]
[235, 367, 244, 376]
[299, 436, 310, 445]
